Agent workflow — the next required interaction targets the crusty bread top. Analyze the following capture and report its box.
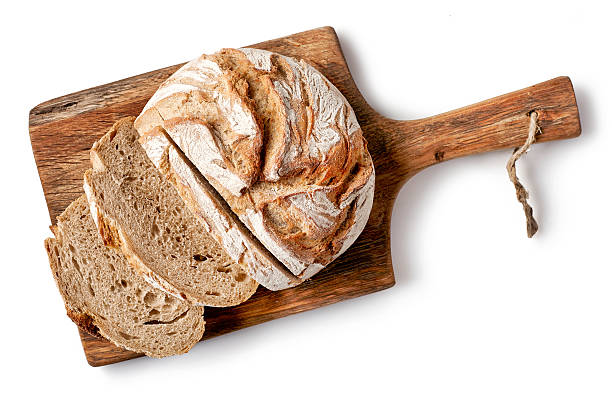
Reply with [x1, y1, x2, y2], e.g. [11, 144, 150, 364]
[135, 58, 262, 196]
[85, 118, 258, 306]
[46, 195, 205, 358]
[135, 48, 375, 281]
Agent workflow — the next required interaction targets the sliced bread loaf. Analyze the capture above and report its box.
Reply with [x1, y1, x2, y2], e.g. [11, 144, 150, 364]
[45, 195, 205, 358]
[84, 117, 258, 306]
[140, 126, 299, 290]
[135, 48, 375, 283]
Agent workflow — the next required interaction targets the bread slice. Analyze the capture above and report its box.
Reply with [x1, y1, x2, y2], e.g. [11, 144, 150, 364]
[84, 117, 258, 306]
[139, 126, 300, 290]
[45, 195, 205, 358]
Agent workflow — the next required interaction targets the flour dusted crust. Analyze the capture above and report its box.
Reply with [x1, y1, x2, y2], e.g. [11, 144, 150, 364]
[135, 57, 262, 196]
[135, 48, 375, 284]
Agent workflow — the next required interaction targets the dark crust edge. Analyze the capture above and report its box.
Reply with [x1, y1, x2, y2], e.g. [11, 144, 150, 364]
[66, 309, 101, 338]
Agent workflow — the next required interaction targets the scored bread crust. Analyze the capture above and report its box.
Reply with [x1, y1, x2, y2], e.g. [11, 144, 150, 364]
[85, 118, 258, 306]
[139, 126, 299, 290]
[135, 48, 375, 283]
[46, 196, 205, 358]
[135, 57, 262, 196]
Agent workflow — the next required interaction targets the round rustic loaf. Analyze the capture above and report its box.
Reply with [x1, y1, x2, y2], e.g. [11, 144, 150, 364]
[135, 48, 375, 285]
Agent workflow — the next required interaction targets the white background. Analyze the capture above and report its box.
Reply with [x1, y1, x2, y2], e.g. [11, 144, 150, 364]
[2, 0, 610, 392]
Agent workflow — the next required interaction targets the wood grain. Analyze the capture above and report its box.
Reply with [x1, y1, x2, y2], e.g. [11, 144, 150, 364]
[29, 26, 581, 367]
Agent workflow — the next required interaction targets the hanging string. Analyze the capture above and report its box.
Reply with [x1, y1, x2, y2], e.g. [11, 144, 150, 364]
[506, 111, 541, 238]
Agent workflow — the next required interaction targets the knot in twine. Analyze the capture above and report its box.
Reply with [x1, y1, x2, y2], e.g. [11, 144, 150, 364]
[506, 111, 541, 238]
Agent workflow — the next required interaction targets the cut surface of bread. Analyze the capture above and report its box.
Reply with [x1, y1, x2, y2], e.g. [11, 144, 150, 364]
[140, 126, 300, 290]
[45, 195, 205, 358]
[135, 48, 375, 283]
[84, 117, 258, 306]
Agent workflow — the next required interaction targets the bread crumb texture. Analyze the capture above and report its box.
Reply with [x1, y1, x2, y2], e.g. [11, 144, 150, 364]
[45, 196, 205, 358]
[85, 118, 259, 306]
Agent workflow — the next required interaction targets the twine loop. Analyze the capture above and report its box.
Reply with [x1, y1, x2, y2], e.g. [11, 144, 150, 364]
[506, 111, 541, 238]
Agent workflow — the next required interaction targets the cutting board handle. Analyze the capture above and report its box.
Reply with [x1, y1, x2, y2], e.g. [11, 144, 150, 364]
[387, 76, 581, 185]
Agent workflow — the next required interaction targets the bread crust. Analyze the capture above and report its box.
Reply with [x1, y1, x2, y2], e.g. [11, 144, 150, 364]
[135, 48, 375, 284]
[65, 309, 101, 338]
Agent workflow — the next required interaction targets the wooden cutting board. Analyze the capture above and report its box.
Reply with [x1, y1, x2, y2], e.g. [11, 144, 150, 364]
[29, 26, 581, 367]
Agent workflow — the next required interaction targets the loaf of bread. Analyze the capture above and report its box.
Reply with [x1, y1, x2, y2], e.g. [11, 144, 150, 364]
[44, 47, 375, 359]
[135, 48, 375, 285]
[84, 117, 259, 306]
[45, 196, 205, 357]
